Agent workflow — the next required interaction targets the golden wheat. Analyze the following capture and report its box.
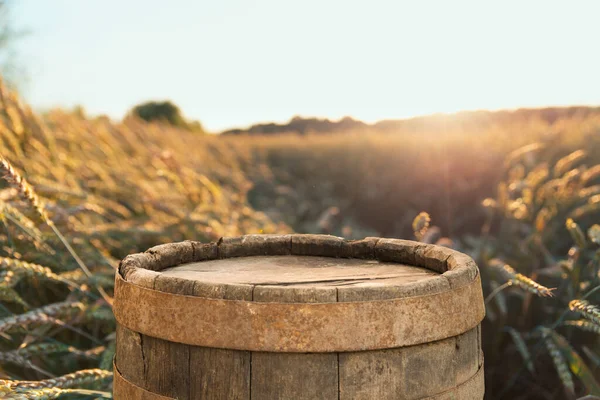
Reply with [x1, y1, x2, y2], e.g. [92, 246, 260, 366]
[412, 212, 430, 241]
[490, 259, 554, 297]
[569, 299, 600, 325]
[562, 319, 600, 334]
[0, 301, 85, 332]
[7, 369, 112, 390]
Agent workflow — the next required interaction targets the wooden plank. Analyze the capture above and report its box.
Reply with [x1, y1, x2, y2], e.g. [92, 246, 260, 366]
[339, 237, 379, 258]
[252, 352, 338, 400]
[252, 285, 337, 303]
[375, 238, 420, 265]
[454, 327, 479, 385]
[189, 346, 251, 400]
[338, 241, 449, 398]
[401, 335, 457, 398]
[339, 348, 405, 400]
[342, 337, 464, 399]
[251, 286, 338, 400]
[337, 275, 449, 301]
[429, 358, 484, 400]
[291, 234, 344, 257]
[159, 255, 437, 288]
[218, 234, 291, 258]
[145, 241, 196, 269]
[189, 279, 252, 400]
[115, 324, 146, 390]
[477, 324, 483, 369]
[417, 244, 451, 273]
[140, 275, 195, 399]
[339, 327, 478, 399]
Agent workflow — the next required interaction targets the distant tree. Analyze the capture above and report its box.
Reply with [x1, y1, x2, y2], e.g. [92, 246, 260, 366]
[129, 100, 204, 133]
[131, 101, 186, 126]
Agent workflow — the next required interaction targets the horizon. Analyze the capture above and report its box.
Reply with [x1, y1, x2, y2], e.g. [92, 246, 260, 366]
[221, 103, 600, 132]
[10, 0, 600, 132]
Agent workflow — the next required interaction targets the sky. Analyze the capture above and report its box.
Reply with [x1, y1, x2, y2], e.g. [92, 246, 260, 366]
[10, 0, 600, 132]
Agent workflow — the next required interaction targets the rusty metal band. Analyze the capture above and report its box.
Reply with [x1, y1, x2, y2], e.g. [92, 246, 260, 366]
[113, 272, 484, 352]
[113, 361, 172, 400]
[112, 356, 484, 399]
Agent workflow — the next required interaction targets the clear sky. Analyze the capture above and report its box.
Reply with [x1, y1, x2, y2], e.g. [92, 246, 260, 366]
[10, 0, 600, 132]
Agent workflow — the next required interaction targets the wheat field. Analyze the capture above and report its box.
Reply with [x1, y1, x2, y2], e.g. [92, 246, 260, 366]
[1, 77, 600, 398]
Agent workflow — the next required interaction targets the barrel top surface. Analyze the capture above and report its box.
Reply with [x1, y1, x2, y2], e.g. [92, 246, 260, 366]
[160, 256, 438, 288]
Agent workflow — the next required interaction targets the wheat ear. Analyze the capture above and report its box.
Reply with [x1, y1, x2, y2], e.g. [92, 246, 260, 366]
[7, 368, 112, 390]
[569, 299, 600, 325]
[0, 155, 112, 305]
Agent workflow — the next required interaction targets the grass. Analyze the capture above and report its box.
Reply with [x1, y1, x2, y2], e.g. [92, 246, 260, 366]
[1, 76, 600, 398]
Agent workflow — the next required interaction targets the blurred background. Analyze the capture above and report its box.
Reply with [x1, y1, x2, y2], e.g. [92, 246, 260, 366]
[2, 1, 600, 399]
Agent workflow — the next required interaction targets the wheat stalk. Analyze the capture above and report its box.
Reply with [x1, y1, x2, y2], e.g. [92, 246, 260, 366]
[0, 155, 113, 305]
[6, 369, 112, 390]
[13, 342, 100, 359]
[491, 259, 554, 297]
[99, 340, 115, 371]
[0, 346, 54, 377]
[0, 200, 47, 247]
[0, 285, 29, 309]
[542, 329, 575, 396]
[511, 274, 555, 297]
[569, 299, 600, 325]
[59, 269, 114, 288]
[3, 387, 65, 400]
[582, 164, 600, 186]
[412, 212, 430, 241]
[0, 257, 71, 286]
[3, 387, 112, 399]
[506, 327, 534, 373]
[0, 156, 49, 223]
[554, 150, 586, 177]
[0, 301, 85, 333]
[562, 319, 600, 334]
[565, 218, 587, 248]
[588, 224, 600, 244]
[1, 270, 18, 286]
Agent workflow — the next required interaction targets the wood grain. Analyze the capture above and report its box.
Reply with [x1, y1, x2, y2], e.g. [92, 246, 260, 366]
[339, 347, 405, 400]
[115, 324, 146, 390]
[159, 255, 437, 288]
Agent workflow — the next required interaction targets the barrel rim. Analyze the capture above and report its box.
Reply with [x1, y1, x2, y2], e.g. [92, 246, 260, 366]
[118, 234, 480, 301]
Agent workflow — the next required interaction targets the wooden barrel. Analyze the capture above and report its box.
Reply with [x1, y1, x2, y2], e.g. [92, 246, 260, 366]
[113, 234, 485, 399]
